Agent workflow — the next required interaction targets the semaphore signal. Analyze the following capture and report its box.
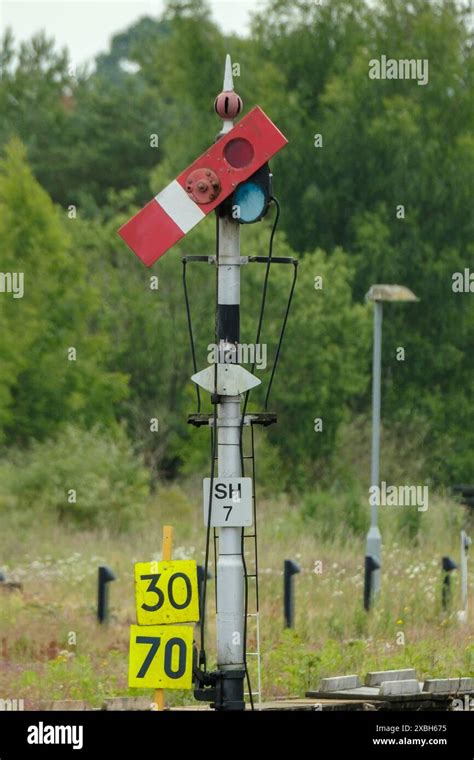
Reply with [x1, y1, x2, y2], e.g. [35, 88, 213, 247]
[119, 53, 295, 711]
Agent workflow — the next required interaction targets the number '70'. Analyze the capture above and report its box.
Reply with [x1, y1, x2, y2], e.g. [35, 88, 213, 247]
[135, 636, 187, 679]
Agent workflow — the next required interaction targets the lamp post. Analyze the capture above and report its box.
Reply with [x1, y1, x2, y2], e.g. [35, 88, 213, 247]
[364, 284, 418, 608]
[459, 530, 471, 621]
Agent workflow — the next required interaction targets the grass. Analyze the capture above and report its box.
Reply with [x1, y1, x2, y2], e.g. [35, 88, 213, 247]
[0, 482, 473, 707]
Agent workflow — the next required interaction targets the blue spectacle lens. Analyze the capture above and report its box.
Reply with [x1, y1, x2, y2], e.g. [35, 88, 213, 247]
[233, 181, 267, 224]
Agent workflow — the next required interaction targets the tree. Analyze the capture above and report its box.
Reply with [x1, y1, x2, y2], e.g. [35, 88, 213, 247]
[0, 30, 75, 203]
[0, 139, 128, 444]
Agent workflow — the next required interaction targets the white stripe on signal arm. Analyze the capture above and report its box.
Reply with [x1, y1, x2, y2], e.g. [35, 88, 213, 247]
[155, 180, 205, 233]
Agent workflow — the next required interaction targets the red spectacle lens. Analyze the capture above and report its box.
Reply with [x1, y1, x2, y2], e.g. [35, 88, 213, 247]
[224, 138, 255, 168]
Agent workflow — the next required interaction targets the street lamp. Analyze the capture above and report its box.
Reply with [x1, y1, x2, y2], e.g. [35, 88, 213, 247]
[364, 284, 418, 610]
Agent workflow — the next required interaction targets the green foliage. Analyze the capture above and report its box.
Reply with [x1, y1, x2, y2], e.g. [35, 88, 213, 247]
[303, 488, 367, 540]
[263, 630, 318, 695]
[62, 73, 161, 209]
[331, 414, 430, 489]
[94, 16, 171, 85]
[0, 140, 128, 444]
[250, 0, 474, 483]
[241, 242, 370, 488]
[0, 424, 150, 530]
[396, 500, 424, 543]
[0, 0, 472, 490]
[0, 29, 74, 201]
[68, 195, 218, 480]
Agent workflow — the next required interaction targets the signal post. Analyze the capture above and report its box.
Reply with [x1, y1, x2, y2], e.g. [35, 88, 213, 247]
[119, 55, 288, 710]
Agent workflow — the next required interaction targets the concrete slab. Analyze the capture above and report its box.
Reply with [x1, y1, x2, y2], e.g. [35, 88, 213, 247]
[306, 688, 450, 703]
[423, 678, 474, 694]
[366, 669, 417, 686]
[423, 678, 461, 693]
[379, 679, 421, 696]
[319, 675, 361, 692]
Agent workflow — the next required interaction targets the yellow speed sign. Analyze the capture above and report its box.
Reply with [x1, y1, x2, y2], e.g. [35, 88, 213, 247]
[128, 624, 194, 689]
[134, 560, 199, 625]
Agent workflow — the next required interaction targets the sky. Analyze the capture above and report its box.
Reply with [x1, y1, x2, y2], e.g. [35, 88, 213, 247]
[0, 0, 262, 68]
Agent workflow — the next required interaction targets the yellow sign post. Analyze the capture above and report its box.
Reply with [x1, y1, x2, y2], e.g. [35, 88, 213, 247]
[128, 624, 194, 690]
[128, 525, 199, 710]
[156, 524, 172, 710]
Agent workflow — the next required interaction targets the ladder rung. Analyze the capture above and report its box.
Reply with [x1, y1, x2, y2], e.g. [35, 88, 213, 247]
[213, 455, 254, 460]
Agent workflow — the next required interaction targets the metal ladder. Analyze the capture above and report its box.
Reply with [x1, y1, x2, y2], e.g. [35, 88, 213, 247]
[242, 424, 262, 709]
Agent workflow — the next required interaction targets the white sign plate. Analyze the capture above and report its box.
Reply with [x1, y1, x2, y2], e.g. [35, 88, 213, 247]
[203, 478, 253, 527]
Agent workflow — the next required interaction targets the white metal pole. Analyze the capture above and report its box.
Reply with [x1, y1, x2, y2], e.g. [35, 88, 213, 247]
[215, 56, 245, 710]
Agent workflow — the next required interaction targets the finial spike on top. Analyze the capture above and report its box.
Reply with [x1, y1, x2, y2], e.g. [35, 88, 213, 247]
[223, 53, 234, 92]
[215, 54, 242, 130]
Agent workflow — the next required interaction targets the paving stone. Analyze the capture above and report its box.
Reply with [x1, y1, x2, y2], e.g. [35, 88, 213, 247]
[319, 675, 361, 692]
[366, 669, 417, 686]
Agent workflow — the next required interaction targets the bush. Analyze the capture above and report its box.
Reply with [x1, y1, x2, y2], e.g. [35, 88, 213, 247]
[0, 424, 150, 530]
[302, 486, 367, 541]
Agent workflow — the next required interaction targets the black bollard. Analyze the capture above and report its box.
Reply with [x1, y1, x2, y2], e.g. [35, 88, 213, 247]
[363, 555, 380, 611]
[97, 565, 116, 623]
[441, 556, 457, 611]
[283, 559, 300, 628]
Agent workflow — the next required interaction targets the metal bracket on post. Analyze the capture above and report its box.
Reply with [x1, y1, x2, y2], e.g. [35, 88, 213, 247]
[188, 412, 277, 428]
[193, 663, 246, 711]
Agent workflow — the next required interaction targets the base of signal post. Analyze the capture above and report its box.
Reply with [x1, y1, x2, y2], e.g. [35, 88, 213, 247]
[365, 524, 382, 600]
[193, 666, 246, 711]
